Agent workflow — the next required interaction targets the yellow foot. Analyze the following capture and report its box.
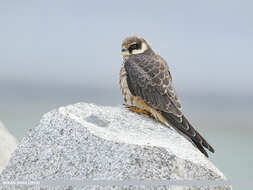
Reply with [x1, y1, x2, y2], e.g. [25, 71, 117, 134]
[123, 104, 151, 116]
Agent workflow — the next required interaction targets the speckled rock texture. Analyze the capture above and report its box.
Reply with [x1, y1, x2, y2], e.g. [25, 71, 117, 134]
[0, 121, 18, 173]
[0, 103, 231, 190]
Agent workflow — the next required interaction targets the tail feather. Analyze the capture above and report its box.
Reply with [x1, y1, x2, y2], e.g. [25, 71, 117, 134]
[161, 111, 214, 157]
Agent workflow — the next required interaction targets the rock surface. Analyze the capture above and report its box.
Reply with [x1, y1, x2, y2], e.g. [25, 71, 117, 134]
[0, 103, 231, 190]
[0, 121, 18, 173]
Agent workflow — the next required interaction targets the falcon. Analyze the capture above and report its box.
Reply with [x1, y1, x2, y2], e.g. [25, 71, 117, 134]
[120, 36, 214, 157]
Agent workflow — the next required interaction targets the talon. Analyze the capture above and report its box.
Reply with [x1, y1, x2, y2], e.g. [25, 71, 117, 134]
[123, 104, 151, 116]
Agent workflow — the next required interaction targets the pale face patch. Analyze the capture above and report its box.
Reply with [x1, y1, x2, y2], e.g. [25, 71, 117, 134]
[121, 42, 148, 56]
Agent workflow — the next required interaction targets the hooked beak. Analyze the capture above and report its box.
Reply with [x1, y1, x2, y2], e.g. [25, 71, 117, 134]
[121, 47, 127, 52]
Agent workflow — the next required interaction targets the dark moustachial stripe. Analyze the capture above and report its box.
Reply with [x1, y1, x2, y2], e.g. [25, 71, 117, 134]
[128, 43, 141, 54]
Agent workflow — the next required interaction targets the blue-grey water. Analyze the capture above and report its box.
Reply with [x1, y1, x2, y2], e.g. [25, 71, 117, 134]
[0, 82, 252, 190]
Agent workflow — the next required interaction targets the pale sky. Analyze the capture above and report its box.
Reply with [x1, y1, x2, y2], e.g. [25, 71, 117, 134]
[0, 0, 253, 93]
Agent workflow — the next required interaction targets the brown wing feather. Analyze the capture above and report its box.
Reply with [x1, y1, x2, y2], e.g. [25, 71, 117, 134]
[125, 54, 182, 116]
[124, 54, 214, 157]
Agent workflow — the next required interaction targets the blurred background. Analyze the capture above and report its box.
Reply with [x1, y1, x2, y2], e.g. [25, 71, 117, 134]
[0, 0, 252, 189]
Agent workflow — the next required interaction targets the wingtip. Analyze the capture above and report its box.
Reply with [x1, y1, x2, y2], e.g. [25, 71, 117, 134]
[209, 146, 215, 153]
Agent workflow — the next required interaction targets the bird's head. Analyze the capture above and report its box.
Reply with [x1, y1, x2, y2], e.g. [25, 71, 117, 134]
[121, 36, 151, 56]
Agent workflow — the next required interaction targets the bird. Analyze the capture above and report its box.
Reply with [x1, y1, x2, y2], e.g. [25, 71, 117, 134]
[119, 36, 214, 157]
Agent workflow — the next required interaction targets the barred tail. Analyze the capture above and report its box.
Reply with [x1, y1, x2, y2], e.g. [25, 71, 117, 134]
[161, 112, 215, 157]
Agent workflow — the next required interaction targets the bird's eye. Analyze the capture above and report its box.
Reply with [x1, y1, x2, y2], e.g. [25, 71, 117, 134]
[128, 43, 140, 53]
[131, 44, 138, 50]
